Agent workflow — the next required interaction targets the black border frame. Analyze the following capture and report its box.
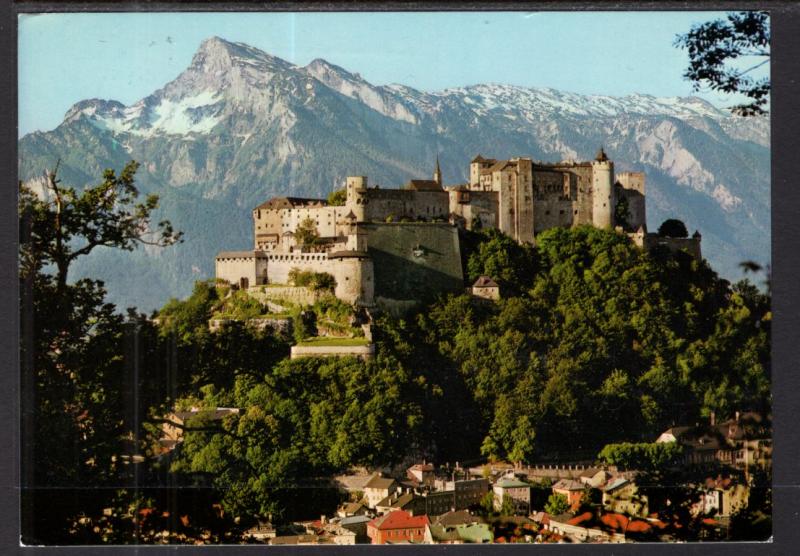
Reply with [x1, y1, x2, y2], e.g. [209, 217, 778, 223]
[3, 1, 798, 554]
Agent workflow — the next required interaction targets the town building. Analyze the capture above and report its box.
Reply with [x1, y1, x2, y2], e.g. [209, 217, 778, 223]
[364, 474, 398, 509]
[471, 275, 500, 300]
[552, 479, 586, 509]
[493, 475, 531, 514]
[367, 510, 431, 544]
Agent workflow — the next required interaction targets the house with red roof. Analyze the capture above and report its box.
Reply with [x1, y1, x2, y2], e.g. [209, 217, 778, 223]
[367, 510, 431, 544]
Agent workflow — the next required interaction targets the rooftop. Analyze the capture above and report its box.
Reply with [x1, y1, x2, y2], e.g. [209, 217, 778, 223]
[553, 479, 585, 491]
[255, 197, 327, 210]
[369, 510, 430, 531]
[472, 275, 499, 288]
[495, 477, 530, 489]
[364, 474, 396, 489]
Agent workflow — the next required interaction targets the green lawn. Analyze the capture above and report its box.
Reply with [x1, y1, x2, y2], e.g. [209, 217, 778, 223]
[296, 337, 371, 347]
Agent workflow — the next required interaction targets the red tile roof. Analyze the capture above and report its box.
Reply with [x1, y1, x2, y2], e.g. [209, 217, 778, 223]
[567, 512, 593, 526]
[369, 510, 430, 531]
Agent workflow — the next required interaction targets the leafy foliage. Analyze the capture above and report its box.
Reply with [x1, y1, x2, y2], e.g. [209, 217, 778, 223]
[674, 11, 770, 116]
[171, 354, 424, 520]
[465, 228, 538, 296]
[293, 217, 320, 248]
[658, 218, 689, 238]
[19, 161, 182, 291]
[288, 268, 336, 291]
[597, 441, 684, 471]
[544, 493, 570, 515]
[327, 188, 347, 206]
[390, 226, 770, 464]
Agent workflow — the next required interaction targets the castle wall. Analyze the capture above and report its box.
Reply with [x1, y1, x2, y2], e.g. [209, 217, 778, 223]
[533, 195, 575, 232]
[253, 208, 283, 249]
[251, 286, 321, 306]
[496, 170, 515, 237]
[448, 189, 498, 230]
[616, 187, 646, 231]
[362, 189, 449, 222]
[290, 344, 375, 360]
[361, 223, 463, 303]
[641, 234, 702, 261]
[281, 205, 351, 238]
[261, 252, 374, 306]
[616, 172, 646, 231]
[541, 163, 594, 225]
[215, 252, 268, 288]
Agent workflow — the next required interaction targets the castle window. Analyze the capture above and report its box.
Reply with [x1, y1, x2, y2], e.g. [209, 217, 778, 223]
[574, 210, 578, 215]
[560, 210, 565, 215]
[545, 210, 550, 215]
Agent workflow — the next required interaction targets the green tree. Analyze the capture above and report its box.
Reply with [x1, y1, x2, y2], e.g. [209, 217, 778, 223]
[466, 228, 537, 295]
[544, 493, 570, 515]
[19, 162, 181, 543]
[500, 494, 516, 516]
[20, 162, 181, 486]
[657, 218, 689, 238]
[327, 188, 347, 206]
[674, 11, 770, 116]
[480, 491, 495, 515]
[294, 217, 320, 248]
[597, 441, 684, 471]
[20, 161, 181, 292]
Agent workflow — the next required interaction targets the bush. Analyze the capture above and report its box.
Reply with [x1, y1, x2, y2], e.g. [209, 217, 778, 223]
[288, 268, 337, 292]
[657, 218, 688, 238]
[544, 493, 570, 515]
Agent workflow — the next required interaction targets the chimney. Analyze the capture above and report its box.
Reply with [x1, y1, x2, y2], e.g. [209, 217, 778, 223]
[710, 411, 715, 426]
[735, 411, 741, 421]
[321, 515, 327, 524]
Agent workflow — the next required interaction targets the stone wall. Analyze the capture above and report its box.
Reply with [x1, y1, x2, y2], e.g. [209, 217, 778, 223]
[363, 189, 449, 223]
[251, 286, 321, 306]
[209, 317, 292, 334]
[290, 344, 375, 360]
[263, 253, 374, 306]
[639, 234, 702, 261]
[215, 252, 268, 288]
[448, 189, 498, 230]
[362, 223, 464, 304]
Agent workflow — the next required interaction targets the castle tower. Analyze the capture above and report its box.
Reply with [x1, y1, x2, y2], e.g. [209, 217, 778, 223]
[434, 156, 442, 186]
[591, 147, 615, 228]
[345, 176, 368, 221]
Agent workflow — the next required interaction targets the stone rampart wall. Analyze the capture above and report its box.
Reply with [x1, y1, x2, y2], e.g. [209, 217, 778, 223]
[290, 344, 375, 360]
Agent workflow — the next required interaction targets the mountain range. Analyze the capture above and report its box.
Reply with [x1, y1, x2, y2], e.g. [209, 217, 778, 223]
[19, 36, 771, 312]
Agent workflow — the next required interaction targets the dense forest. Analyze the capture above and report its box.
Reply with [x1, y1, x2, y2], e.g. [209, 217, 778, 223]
[19, 166, 770, 544]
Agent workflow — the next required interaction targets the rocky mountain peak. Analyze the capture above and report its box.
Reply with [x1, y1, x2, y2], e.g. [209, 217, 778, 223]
[305, 58, 360, 83]
[63, 98, 125, 123]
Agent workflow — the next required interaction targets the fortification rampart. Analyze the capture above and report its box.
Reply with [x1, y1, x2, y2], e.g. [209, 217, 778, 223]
[251, 286, 321, 306]
[290, 344, 375, 360]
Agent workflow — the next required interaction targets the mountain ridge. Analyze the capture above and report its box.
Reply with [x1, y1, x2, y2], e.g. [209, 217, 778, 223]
[19, 36, 770, 312]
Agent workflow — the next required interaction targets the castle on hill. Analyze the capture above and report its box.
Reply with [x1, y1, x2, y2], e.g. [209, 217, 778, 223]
[215, 150, 700, 309]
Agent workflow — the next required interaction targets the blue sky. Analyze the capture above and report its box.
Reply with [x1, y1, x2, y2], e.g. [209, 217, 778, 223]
[18, 11, 763, 137]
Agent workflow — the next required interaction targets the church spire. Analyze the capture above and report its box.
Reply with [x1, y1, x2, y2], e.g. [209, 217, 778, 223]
[434, 155, 442, 186]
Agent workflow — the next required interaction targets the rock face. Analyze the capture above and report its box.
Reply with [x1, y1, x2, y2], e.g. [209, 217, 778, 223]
[19, 36, 770, 312]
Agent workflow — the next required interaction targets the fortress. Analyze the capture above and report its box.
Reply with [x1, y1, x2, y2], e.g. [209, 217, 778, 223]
[216, 149, 700, 309]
